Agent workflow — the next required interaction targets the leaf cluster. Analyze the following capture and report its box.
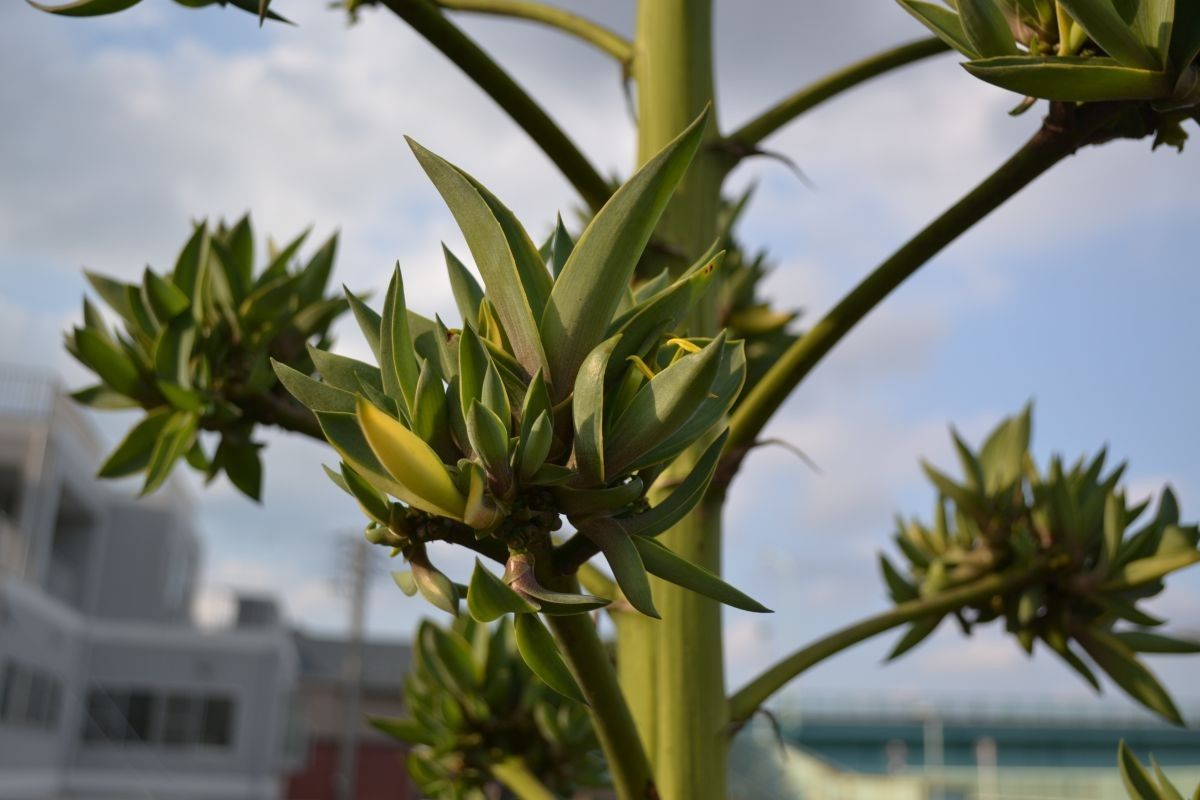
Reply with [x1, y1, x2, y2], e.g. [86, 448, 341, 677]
[372, 617, 607, 800]
[881, 405, 1200, 723]
[68, 216, 345, 498]
[901, 0, 1200, 144]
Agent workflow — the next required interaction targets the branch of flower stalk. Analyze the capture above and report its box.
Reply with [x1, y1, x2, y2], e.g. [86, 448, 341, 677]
[376, 0, 612, 212]
[725, 566, 1043, 732]
[489, 756, 558, 800]
[440, 524, 509, 562]
[721, 37, 950, 156]
[546, 608, 657, 800]
[433, 0, 633, 65]
[726, 102, 1129, 460]
[230, 390, 325, 441]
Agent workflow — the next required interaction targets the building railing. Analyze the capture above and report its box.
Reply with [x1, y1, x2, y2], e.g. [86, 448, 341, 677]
[777, 693, 1200, 729]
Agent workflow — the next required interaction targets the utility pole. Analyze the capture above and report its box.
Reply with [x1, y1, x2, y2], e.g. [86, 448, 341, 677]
[335, 537, 370, 800]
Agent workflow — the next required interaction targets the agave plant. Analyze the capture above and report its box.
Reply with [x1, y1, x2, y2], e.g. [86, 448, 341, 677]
[372, 617, 607, 799]
[67, 216, 344, 498]
[1119, 741, 1200, 800]
[274, 111, 769, 699]
[881, 406, 1200, 723]
[900, 0, 1200, 112]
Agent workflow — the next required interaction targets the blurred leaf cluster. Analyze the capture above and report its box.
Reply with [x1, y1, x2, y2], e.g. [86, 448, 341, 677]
[882, 405, 1200, 723]
[68, 216, 345, 498]
[372, 617, 606, 800]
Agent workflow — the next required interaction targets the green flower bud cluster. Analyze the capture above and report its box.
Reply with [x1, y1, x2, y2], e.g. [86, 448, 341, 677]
[68, 215, 345, 499]
[900, 0, 1200, 141]
[882, 405, 1200, 724]
[372, 617, 607, 800]
[275, 110, 771, 697]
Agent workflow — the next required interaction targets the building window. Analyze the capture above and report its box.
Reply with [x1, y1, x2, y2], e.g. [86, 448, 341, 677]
[82, 687, 235, 749]
[0, 659, 62, 731]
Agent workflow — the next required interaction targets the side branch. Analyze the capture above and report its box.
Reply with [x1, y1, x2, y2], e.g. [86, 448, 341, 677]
[726, 567, 1040, 730]
[727, 103, 1122, 455]
[723, 37, 950, 153]
[434, 0, 633, 64]
[489, 757, 558, 800]
[378, 0, 612, 211]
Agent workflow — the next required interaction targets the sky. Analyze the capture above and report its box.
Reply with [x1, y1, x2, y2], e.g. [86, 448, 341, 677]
[1, 0, 1198, 715]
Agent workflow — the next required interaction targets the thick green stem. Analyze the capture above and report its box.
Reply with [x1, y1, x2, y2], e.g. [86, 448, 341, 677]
[378, 0, 611, 211]
[489, 757, 557, 800]
[723, 37, 949, 152]
[653, 493, 727, 800]
[433, 0, 633, 64]
[546, 612, 658, 800]
[726, 567, 1041, 729]
[627, 4, 727, 798]
[727, 109, 1102, 454]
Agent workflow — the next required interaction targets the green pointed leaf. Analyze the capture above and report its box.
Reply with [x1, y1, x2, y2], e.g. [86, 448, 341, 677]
[215, 439, 262, 501]
[380, 265, 420, 413]
[632, 536, 770, 613]
[257, 227, 309, 286]
[391, 570, 418, 596]
[619, 430, 728, 538]
[28, 0, 141, 15]
[605, 332, 726, 474]
[513, 613, 586, 704]
[369, 717, 436, 746]
[142, 268, 189, 323]
[443, 245, 485, 324]
[517, 410, 553, 482]
[553, 478, 643, 519]
[897, 0, 980, 56]
[468, 559, 538, 622]
[341, 462, 391, 525]
[978, 403, 1031, 492]
[70, 384, 140, 410]
[1152, 757, 1186, 800]
[410, 549, 460, 617]
[888, 616, 943, 661]
[1057, 0, 1160, 69]
[356, 398, 466, 519]
[1112, 630, 1200, 654]
[578, 517, 657, 618]
[572, 335, 620, 485]
[1131, 0, 1175, 68]
[963, 55, 1172, 100]
[296, 233, 337, 305]
[1120, 740, 1170, 800]
[463, 461, 503, 530]
[539, 109, 708, 399]
[98, 410, 172, 478]
[481, 361, 511, 426]
[1099, 550, 1200, 592]
[959, 0, 1019, 55]
[457, 324, 490, 419]
[467, 401, 512, 483]
[272, 359, 356, 414]
[549, 214, 574, 278]
[154, 315, 195, 389]
[880, 553, 919, 603]
[407, 138, 548, 379]
[413, 359, 454, 461]
[1077, 628, 1184, 725]
[344, 287, 383, 361]
[308, 345, 382, 393]
[72, 328, 143, 398]
[142, 412, 198, 495]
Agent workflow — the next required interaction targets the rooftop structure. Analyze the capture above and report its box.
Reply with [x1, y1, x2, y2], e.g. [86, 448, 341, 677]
[0, 367, 301, 800]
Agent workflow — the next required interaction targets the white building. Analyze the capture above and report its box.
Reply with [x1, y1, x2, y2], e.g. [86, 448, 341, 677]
[0, 368, 301, 800]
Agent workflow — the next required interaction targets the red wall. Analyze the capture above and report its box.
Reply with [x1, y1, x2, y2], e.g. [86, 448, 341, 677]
[286, 740, 412, 800]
